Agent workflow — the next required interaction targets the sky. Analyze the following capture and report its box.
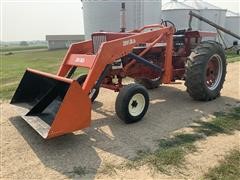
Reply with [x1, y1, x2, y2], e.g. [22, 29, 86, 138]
[1, 0, 240, 41]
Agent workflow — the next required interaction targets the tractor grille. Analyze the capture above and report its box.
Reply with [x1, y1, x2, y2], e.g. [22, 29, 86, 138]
[92, 34, 107, 54]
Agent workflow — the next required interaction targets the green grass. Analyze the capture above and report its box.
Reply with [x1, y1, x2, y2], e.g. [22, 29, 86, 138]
[99, 163, 117, 175]
[126, 133, 203, 173]
[72, 166, 88, 176]
[1, 45, 48, 52]
[123, 107, 240, 173]
[226, 51, 240, 63]
[0, 49, 87, 100]
[204, 149, 240, 180]
[191, 107, 240, 136]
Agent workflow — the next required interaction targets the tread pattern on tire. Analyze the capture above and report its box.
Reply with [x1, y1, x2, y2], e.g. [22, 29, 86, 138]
[185, 41, 227, 101]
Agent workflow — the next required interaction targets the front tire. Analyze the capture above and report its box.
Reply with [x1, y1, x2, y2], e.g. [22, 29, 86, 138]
[115, 84, 149, 123]
[185, 41, 227, 101]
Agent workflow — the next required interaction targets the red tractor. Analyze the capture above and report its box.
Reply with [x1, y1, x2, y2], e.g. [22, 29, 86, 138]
[11, 23, 226, 139]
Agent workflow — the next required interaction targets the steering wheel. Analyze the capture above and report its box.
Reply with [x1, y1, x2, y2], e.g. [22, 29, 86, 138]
[161, 19, 176, 32]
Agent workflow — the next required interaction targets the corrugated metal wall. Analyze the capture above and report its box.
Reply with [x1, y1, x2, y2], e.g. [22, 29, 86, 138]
[82, 0, 162, 39]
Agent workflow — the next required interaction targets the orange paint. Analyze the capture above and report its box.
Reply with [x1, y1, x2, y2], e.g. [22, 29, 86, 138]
[12, 24, 175, 139]
[67, 54, 96, 68]
[47, 81, 91, 139]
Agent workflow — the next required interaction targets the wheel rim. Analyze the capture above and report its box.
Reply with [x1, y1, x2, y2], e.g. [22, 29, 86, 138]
[128, 93, 146, 116]
[151, 77, 161, 81]
[205, 54, 223, 90]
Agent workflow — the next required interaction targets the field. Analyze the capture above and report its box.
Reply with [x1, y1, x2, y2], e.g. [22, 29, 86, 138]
[1, 49, 66, 99]
[1, 48, 240, 179]
[1, 48, 239, 100]
[1, 45, 47, 52]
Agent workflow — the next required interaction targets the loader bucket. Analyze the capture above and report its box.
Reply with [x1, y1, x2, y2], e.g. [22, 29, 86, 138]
[11, 69, 91, 139]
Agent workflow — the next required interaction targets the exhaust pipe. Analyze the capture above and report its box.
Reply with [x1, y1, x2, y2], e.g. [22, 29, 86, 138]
[120, 2, 126, 32]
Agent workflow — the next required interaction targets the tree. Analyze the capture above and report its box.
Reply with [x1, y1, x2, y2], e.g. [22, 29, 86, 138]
[19, 41, 29, 46]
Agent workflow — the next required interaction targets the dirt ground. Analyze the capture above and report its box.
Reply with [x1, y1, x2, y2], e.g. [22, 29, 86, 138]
[1, 62, 239, 179]
[95, 131, 240, 180]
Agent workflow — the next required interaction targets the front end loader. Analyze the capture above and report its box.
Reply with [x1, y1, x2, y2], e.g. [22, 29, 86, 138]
[11, 23, 227, 139]
[11, 25, 174, 138]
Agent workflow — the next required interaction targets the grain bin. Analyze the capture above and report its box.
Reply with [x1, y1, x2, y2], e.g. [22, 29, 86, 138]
[224, 11, 240, 47]
[183, 0, 226, 32]
[82, 0, 162, 39]
[162, 0, 200, 30]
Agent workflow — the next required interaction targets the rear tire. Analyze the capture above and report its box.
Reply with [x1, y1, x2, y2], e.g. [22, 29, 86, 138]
[135, 78, 161, 89]
[185, 41, 227, 101]
[115, 84, 149, 123]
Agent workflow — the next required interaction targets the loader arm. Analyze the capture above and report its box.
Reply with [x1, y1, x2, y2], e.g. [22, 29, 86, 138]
[57, 40, 93, 76]
[83, 27, 174, 93]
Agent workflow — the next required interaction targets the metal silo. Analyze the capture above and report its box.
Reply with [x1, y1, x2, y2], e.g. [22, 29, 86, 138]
[224, 11, 240, 47]
[82, 0, 162, 39]
[162, 0, 200, 30]
[183, 0, 226, 32]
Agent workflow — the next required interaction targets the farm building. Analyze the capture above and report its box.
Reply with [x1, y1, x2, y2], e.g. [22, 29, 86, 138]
[162, 0, 200, 30]
[82, 0, 162, 39]
[46, 35, 85, 50]
[162, 0, 227, 33]
[161, 0, 229, 42]
[183, 0, 226, 33]
[224, 11, 240, 47]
